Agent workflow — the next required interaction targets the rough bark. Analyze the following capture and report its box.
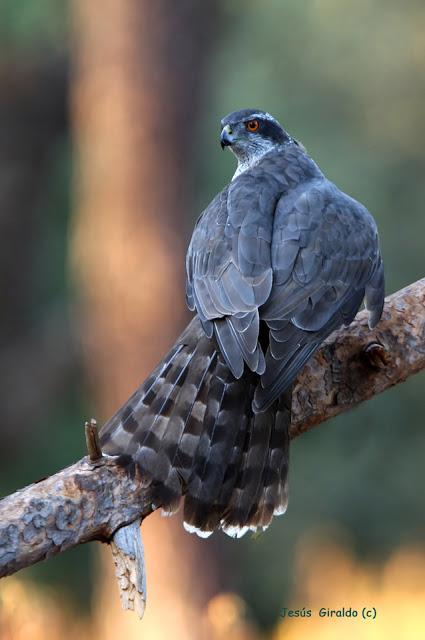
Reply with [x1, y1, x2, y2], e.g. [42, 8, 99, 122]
[291, 277, 425, 437]
[0, 278, 423, 580]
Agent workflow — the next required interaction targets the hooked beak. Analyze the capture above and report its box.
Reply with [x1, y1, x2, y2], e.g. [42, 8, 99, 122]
[220, 124, 234, 149]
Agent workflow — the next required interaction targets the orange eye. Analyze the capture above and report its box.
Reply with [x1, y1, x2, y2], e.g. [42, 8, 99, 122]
[246, 119, 259, 132]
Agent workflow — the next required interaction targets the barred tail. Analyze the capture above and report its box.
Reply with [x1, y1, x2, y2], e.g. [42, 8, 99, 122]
[100, 317, 290, 537]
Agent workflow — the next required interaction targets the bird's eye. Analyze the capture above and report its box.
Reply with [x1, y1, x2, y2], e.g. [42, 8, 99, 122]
[245, 119, 259, 132]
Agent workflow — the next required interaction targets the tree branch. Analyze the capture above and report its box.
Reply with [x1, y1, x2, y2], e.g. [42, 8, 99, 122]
[291, 277, 425, 437]
[1, 278, 424, 582]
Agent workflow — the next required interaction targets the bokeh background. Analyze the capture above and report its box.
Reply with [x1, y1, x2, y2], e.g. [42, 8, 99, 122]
[0, 1, 424, 638]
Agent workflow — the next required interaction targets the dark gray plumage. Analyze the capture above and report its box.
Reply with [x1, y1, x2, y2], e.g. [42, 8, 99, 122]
[100, 109, 384, 538]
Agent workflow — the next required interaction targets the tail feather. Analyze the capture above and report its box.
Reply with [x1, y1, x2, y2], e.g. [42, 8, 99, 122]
[100, 316, 291, 537]
[247, 392, 291, 530]
[197, 391, 252, 532]
[183, 361, 249, 533]
[223, 407, 272, 534]
[156, 347, 217, 514]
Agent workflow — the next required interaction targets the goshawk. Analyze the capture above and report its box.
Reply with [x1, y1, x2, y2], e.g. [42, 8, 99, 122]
[100, 109, 385, 538]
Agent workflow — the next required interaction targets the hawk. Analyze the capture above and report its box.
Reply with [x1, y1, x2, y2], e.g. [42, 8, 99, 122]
[100, 109, 384, 538]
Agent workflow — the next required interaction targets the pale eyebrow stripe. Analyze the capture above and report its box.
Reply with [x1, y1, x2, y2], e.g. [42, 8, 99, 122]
[244, 112, 275, 122]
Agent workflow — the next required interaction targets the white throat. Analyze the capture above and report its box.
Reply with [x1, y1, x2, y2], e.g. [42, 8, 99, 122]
[231, 142, 277, 181]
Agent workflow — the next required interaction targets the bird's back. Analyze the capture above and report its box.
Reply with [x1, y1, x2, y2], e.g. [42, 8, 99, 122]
[100, 121, 384, 538]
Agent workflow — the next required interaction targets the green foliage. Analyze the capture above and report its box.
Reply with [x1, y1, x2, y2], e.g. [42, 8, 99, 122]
[0, 0, 67, 53]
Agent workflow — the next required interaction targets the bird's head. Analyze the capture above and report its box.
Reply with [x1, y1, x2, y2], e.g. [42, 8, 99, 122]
[220, 109, 290, 174]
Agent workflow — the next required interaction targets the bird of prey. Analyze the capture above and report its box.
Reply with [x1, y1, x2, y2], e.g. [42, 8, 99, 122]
[100, 109, 384, 538]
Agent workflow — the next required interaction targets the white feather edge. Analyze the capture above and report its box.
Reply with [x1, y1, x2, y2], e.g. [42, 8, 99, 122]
[181, 500, 288, 539]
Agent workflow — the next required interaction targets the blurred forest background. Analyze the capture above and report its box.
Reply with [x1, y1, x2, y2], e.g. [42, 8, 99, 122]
[0, 1, 424, 638]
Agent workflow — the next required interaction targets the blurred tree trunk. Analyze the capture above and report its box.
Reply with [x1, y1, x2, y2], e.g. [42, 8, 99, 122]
[70, 1, 220, 637]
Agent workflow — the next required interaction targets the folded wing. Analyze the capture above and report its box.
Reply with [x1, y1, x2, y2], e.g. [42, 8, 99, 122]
[186, 169, 280, 377]
[255, 180, 384, 410]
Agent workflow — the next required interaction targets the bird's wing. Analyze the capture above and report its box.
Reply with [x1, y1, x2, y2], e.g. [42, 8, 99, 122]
[186, 168, 281, 378]
[254, 179, 384, 410]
